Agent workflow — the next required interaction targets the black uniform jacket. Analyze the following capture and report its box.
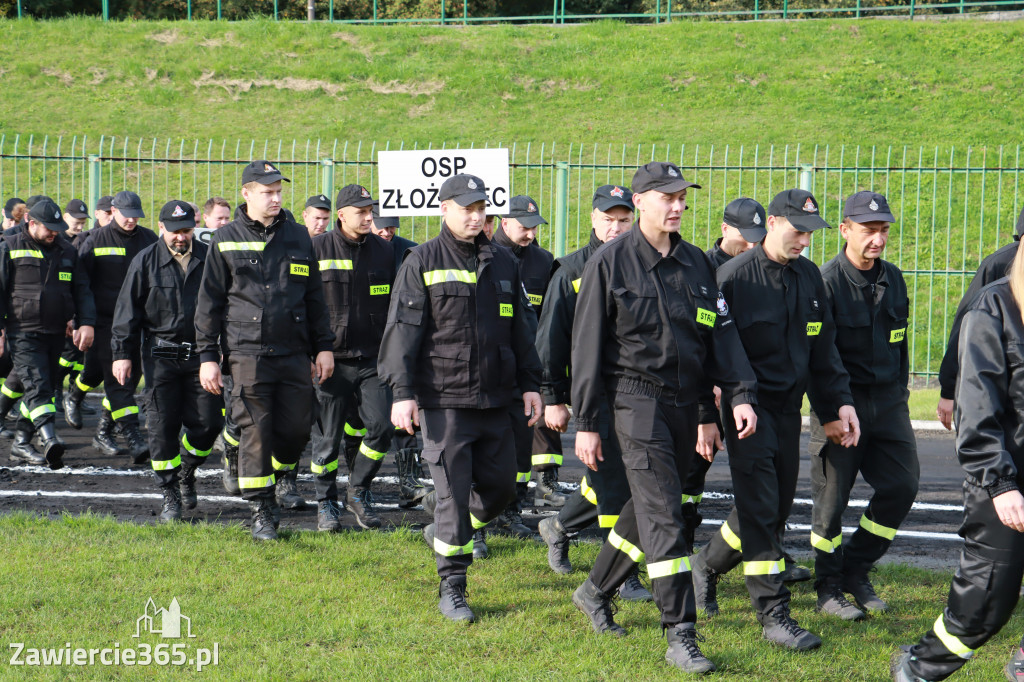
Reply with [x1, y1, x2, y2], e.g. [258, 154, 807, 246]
[706, 239, 732, 270]
[491, 226, 554, 316]
[391, 235, 418, 272]
[110, 240, 208, 361]
[195, 205, 334, 363]
[717, 243, 853, 423]
[0, 230, 95, 335]
[78, 222, 159, 327]
[817, 248, 909, 390]
[312, 226, 396, 361]
[939, 240, 1018, 400]
[571, 225, 757, 433]
[536, 229, 602, 406]
[378, 222, 542, 410]
[955, 277, 1024, 497]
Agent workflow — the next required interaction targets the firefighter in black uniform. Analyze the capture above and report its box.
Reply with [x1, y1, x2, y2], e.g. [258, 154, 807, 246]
[309, 184, 397, 532]
[936, 207, 1024, 431]
[64, 190, 157, 464]
[808, 191, 918, 620]
[691, 188, 860, 651]
[111, 200, 224, 522]
[54, 199, 91, 411]
[378, 173, 543, 623]
[891, 253, 1024, 682]
[570, 162, 758, 674]
[536, 184, 651, 601]
[0, 199, 95, 468]
[196, 160, 334, 541]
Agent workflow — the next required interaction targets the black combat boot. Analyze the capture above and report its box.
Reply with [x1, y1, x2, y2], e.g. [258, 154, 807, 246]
[179, 460, 198, 510]
[249, 496, 278, 541]
[275, 467, 307, 510]
[159, 485, 183, 523]
[0, 392, 17, 439]
[665, 624, 717, 674]
[395, 448, 431, 508]
[759, 603, 822, 651]
[842, 569, 889, 613]
[317, 499, 344, 532]
[534, 467, 568, 507]
[538, 515, 572, 574]
[63, 384, 87, 430]
[816, 577, 866, 621]
[572, 578, 627, 636]
[690, 551, 721, 617]
[618, 565, 653, 602]
[121, 422, 150, 465]
[36, 422, 65, 470]
[438, 575, 476, 623]
[347, 486, 382, 529]
[221, 435, 241, 496]
[9, 427, 45, 465]
[92, 410, 122, 457]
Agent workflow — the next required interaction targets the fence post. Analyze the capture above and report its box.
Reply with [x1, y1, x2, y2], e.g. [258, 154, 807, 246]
[799, 163, 814, 257]
[16, 0, 21, 18]
[320, 159, 335, 214]
[217, 0, 222, 19]
[102, 0, 109, 20]
[308, 0, 315, 20]
[909, 0, 915, 17]
[188, 0, 192, 20]
[553, 161, 569, 258]
[88, 155, 102, 228]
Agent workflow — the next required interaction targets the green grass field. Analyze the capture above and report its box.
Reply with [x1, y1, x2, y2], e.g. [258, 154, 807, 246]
[0, 512, 1019, 680]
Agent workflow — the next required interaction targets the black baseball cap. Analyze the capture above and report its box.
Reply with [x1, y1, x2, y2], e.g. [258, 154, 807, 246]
[336, 184, 373, 209]
[241, 160, 290, 186]
[112, 190, 145, 218]
[723, 197, 767, 242]
[64, 198, 89, 219]
[25, 195, 51, 210]
[304, 194, 332, 211]
[27, 199, 68, 232]
[843, 191, 895, 224]
[767, 189, 830, 232]
[159, 200, 196, 230]
[372, 200, 399, 229]
[438, 174, 488, 207]
[592, 185, 634, 212]
[504, 195, 547, 229]
[96, 195, 113, 212]
[3, 197, 23, 220]
[631, 162, 701, 194]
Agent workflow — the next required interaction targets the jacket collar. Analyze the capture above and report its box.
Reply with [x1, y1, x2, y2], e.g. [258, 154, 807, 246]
[492, 226, 525, 257]
[629, 222, 688, 272]
[439, 222, 490, 261]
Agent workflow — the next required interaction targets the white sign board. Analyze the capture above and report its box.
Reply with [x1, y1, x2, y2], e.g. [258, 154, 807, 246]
[194, 227, 216, 246]
[377, 148, 510, 217]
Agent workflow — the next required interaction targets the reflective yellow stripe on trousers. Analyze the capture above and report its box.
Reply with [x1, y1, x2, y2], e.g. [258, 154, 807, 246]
[238, 474, 276, 489]
[720, 521, 742, 551]
[271, 456, 295, 472]
[648, 556, 692, 579]
[358, 442, 387, 461]
[609, 529, 644, 563]
[859, 514, 898, 541]
[810, 531, 843, 553]
[743, 559, 784, 576]
[181, 434, 212, 458]
[152, 455, 182, 471]
[580, 476, 597, 505]
[933, 614, 975, 660]
[433, 536, 473, 557]
[531, 453, 563, 466]
[310, 459, 339, 475]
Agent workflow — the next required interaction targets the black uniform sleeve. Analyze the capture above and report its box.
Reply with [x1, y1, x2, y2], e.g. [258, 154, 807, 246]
[0, 242, 12, 333]
[195, 235, 230, 364]
[72, 252, 96, 329]
[511, 260, 541, 396]
[571, 256, 611, 433]
[536, 269, 575, 406]
[303, 247, 334, 356]
[110, 257, 147, 361]
[896, 275, 910, 391]
[806, 274, 854, 424]
[955, 307, 1019, 496]
[378, 251, 429, 402]
[702, 288, 758, 412]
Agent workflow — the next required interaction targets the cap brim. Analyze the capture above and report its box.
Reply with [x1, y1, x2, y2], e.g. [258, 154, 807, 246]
[254, 174, 290, 185]
[788, 214, 830, 232]
[115, 207, 145, 218]
[306, 201, 331, 211]
[845, 211, 895, 224]
[68, 211, 89, 219]
[38, 219, 68, 232]
[737, 226, 767, 242]
[451, 191, 489, 207]
[512, 214, 547, 228]
[373, 217, 400, 229]
[593, 198, 634, 212]
[650, 179, 702, 193]
[163, 218, 197, 231]
[341, 198, 374, 209]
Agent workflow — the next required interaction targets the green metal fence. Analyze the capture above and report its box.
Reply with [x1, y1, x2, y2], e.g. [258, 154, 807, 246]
[1, 134, 1020, 382]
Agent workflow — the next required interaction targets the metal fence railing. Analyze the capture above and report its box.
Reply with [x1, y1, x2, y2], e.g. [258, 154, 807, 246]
[1, 134, 1020, 382]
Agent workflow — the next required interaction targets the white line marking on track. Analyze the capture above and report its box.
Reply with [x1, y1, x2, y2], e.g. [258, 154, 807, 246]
[699, 518, 962, 542]
[0, 489, 409, 510]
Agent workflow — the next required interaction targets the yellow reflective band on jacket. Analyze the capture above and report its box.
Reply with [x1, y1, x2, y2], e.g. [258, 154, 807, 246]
[743, 559, 784, 576]
[93, 247, 127, 257]
[890, 327, 906, 343]
[609, 529, 645, 563]
[27, 403, 56, 420]
[433, 535, 474, 557]
[151, 455, 181, 471]
[271, 456, 296, 472]
[344, 423, 367, 437]
[238, 473, 276, 489]
[222, 429, 239, 447]
[648, 556, 692, 579]
[218, 242, 266, 253]
[681, 493, 703, 505]
[696, 308, 717, 327]
[370, 284, 390, 296]
[289, 263, 309, 276]
[470, 513, 488, 530]
[580, 476, 597, 505]
[319, 259, 354, 271]
[516, 471, 531, 483]
[181, 434, 212, 458]
[9, 249, 43, 259]
[933, 614, 975, 659]
[528, 293, 543, 306]
[598, 514, 618, 528]
[358, 441, 387, 461]
[531, 453, 563, 467]
[423, 269, 477, 286]
[310, 459, 339, 475]
[499, 303, 513, 317]
[572, 278, 581, 293]
[58, 357, 75, 368]
[807, 322, 822, 336]
[75, 376, 94, 393]
[1, 382, 24, 399]
[859, 514, 898, 540]
[59, 271, 72, 281]
[720, 521, 742, 551]
[810, 531, 842, 553]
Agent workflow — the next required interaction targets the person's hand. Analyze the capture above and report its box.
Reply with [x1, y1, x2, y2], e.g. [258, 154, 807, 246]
[313, 351, 334, 385]
[828, 405, 861, 448]
[733, 403, 757, 439]
[523, 392, 543, 427]
[937, 398, 954, 431]
[74, 325, 94, 352]
[200, 361, 223, 395]
[391, 399, 419, 435]
[112, 359, 132, 386]
[713, 385, 722, 411]
[545, 404, 570, 433]
[993, 490, 1024, 532]
[0, 330, 5, 356]
[696, 422, 723, 462]
[575, 431, 603, 472]
[65, 320, 74, 338]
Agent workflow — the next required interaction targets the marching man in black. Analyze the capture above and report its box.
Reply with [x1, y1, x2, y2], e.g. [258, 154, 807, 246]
[0, 199, 95, 468]
[111, 200, 224, 522]
[379, 173, 543, 623]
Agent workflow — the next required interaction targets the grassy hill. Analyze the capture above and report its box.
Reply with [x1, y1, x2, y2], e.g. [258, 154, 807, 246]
[0, 16, 1021, 146]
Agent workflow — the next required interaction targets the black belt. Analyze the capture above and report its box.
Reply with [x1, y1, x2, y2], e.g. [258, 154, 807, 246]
[151, 338, 194, 361]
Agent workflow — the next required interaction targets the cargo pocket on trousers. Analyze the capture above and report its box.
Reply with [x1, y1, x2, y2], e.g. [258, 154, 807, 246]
[420, 446, 452, 500]
[622, 447, 668, 512]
